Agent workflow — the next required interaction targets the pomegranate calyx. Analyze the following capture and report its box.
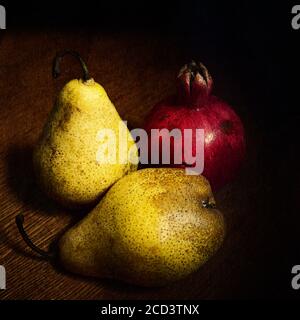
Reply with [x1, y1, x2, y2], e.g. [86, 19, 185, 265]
[177, 61, 213, 107]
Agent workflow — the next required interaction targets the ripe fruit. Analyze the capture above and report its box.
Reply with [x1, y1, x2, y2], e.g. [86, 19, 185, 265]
[144, 61, 245, 190]
[16, 168, 225, 287]
[33, 51, 137, 208]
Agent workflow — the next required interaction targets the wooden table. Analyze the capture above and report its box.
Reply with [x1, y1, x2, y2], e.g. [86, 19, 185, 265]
[0, 28, 297, 299]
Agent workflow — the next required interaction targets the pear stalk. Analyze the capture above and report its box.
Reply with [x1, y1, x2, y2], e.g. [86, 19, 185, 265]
[15, 214, 54, 260]
[53, 50, 91, 81]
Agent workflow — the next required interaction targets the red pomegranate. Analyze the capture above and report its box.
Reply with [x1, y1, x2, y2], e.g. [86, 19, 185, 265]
[143, 61, 245, 191]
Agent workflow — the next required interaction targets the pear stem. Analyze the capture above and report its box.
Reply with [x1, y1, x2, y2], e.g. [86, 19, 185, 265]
[15, 214, 54, 260]
[52, 50, 91, 81]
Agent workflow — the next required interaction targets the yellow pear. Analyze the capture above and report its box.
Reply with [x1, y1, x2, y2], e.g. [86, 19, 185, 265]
[33, 51, 138, 208]
[58, 168, 225, 286]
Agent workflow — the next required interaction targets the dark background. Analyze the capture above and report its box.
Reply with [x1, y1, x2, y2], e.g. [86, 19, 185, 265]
[0, 1, 298, 299]
[4, 1, 294, 122]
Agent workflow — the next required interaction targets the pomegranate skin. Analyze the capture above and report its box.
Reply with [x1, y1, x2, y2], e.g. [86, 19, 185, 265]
[143, 62, 245, 191]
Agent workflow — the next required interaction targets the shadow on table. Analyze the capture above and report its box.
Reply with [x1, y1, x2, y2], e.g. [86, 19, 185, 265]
[6, 144, 91, 217]
[0, 223, 46, 261]
[4, 144, 90, 260]
[7, 145, 63, 214]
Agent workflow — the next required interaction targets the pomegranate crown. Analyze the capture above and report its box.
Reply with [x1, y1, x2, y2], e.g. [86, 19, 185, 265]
[177, 61, 213, 106]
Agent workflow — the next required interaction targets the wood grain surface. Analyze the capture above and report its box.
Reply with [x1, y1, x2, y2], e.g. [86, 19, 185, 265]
[0, 29, 297, 300]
